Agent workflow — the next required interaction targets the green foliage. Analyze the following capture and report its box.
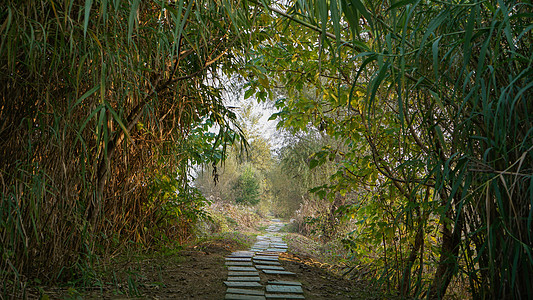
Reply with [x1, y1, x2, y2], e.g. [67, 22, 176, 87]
[147, 172, 212, 244]
[246, 0, 533, 298]
[267, 132, 339, 221]
[0, 0, 257, 293]
[195, 99, 274, 209]
[233, 166, 261, 206]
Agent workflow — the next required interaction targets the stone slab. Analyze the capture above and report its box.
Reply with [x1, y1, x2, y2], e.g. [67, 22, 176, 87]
[253, 256, 279, 261]
[229, 255, 257, 258]
[227, 276, 261, 282]
[226, 293, 266, 300]
[228, 271, 260, 276]
[268, 280, 302, 286]
[226, 261, 254, 266]
[229, 253, 255, 258]
[266, 248, 287, 252]
[224, 281, 263, 288]
[253, 260, 281, 266]
[227, 288, 265, 296]
[228, 266, 257, 272]
[265, 294, 304, 299]
[254, 252, 280, 256]
[256, 265, 285, 270]
[266, 285, 304, 293]
[226, 257, 253, 261]
[231, 251, 255, 256]
[262, 270, 296, 275]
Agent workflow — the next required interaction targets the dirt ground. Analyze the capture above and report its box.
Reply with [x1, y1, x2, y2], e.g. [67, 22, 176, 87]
[279, 251, 382, 299]
[33, 238, 238, 299]
[33, 233, 383, 299]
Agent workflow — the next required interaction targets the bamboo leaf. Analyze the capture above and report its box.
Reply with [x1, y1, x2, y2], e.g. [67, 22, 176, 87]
[128, 0, 140, 43]
[104, 101, 132, 144]
[72, 85, 100, 112]
[432, 36, 441, 82]
[84, 0, 93, 38]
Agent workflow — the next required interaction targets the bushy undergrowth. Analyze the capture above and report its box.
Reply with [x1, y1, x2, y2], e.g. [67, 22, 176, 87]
[196, 200, 263, 236]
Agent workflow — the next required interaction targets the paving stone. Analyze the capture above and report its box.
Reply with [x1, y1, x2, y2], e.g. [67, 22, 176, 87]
[227, 276, 261, 282]
[229, 252, 255, 258]
[254, 252, 280, 256]
[230, 255, 257, 258]
[266, 285, 304, 293]
[226, 257, 253, 261]
[231, 251, 255, 255]
[268, 280, 302, 286]
[253, 256, 279, 261]
[226, 261, 254, 266]
[225, 293, 266, 300]
[227, 288, 265, 296]
[262, 270, 296, 275]
[265, 294, 304, 299]
[253, 260, 281, 265]
[224, 281, 263, 288]
[228, 271, 260, 276]
[266, 248, 287, 252]
[272, 245, 288, 249]
[256, 265, 285, 270]
[228, 266, 257, 272]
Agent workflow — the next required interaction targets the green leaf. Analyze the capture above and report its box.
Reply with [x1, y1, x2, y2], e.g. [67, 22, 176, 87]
[244, 88, 255, 99]
[128, 0, 140, 43]
[432, 36, 441, 81]
[309, 158, 319, 169]
[71, 85, 100, 112]
[83, 0, 93, 38]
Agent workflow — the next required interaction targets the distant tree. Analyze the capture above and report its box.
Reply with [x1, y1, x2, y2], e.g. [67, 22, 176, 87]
[233, 166, 261, 205]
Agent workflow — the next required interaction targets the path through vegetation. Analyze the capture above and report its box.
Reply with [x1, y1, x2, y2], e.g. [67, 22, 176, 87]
[224, 219, 303, 299]
[34, 218, 381, 299]
[3, 1, 530, 298]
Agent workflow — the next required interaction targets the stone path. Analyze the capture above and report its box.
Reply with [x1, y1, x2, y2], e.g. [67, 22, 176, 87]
[224, 219, 305, 299]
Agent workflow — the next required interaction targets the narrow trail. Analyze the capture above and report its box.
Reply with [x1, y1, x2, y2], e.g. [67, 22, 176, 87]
[224, 219, 305, 299]
[36, 218, 379, 299]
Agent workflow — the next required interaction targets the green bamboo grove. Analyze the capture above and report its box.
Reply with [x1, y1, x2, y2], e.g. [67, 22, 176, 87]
[0, 0, 250, 293]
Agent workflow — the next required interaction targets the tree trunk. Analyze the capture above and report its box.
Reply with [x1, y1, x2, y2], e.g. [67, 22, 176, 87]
[428, 208, 463, 298]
